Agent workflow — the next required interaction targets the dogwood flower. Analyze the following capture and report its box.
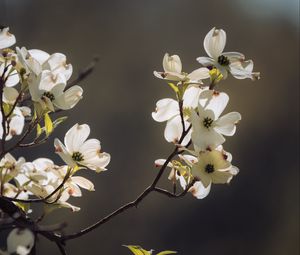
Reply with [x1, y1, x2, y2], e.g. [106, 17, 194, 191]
[190, 90, 241, 151]
[0, 106, 29, 140]
[28, 70, 83, 112]
[0, 27, 16, 50]
[152, 85, 205, 145]
[155, 154, 211, 199]
[154, 53, 209, 83]
[197, 27, 260, 80]
[54, 124, 111, 172]
[52, 165, 95, 197]
[191, 149, 238, 188]
[6, 228, 34, 255]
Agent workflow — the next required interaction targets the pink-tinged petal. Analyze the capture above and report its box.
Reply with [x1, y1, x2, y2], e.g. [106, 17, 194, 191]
[71, 176, 95, 191]
[189, 181, 211, 199]
[196, 56, 215, 66]
[152, 98, 179, 122]
[203, 27, 226, 59]
[64, 124, 90, 152]
[199, 90, 229, 119]
[67, 183, 82, 197]
[214, 112, 241, 136]
[54, 138, 76, 167]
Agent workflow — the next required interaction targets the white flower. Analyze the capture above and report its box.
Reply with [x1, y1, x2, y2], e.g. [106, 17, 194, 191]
[155, 154, 211, 199]
[6, 228, 34, 255]
[0, 153, 25, 180]
[190, 90, 241, 151]
[154, 53, 209, 83]
[152, 85, 204, 145]
[0, 61, 19, 87]
[52, 165, 95, 197]
[0, 106, 28, 141]
[54, 124, 111, 172]
[0, 27, 16, 50]
[29, 70, 83, 112]
[191, 149, 239, 188]
[197, 27, 260, 80]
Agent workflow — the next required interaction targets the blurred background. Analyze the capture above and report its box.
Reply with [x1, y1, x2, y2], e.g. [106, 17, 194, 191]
[0, 0, 299, 254]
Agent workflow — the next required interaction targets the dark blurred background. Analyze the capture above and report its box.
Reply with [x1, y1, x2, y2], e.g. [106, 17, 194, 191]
[0, 0, 299, 254]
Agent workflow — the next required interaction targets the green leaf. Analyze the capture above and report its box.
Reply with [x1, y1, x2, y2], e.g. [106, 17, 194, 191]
[167, 82, 179, 94]
[44, 112, 53, 136]
[157, 251, 177, 255]
[123, 245, 152, 255]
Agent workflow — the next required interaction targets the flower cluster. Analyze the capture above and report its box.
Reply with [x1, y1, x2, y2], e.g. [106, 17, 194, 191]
[0, 27, 110, 214]
[0, 28, 111, 255]
[153, 27, 259, 199]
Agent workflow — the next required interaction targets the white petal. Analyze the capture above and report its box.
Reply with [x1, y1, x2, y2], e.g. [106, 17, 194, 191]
[189, 181, 211, 199]
[44, 53, 73, 81]
[71, 176, 95, 191]
[214, 112, 241, 136]
[54, 138, 76, 167]
[196, 56, 215, 66]
[163, 53, 182, 73]
[164, 115, 187, 144]
[152, 98, 179, 122]
[0, 27, 16, 49]
[54, 85, 83, 110]
[187, 67, 210, 83]
[3, 87, 19, 104]
[28, 49, 50, 65]
[154, 159, 173, 168]
[79, 139, 101, 159]
[222, 52, 245, 61]
[82, 152, 110, 172]
[203, 27, 226, 59]
[199, 90, 229, 119]
[7, 228, 34, 255]
[64, 124, 90, 152]
[182, 85, 203, 109]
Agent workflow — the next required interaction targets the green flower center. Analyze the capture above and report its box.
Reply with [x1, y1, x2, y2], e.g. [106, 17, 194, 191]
[72, 152, 84, 162]
[43, 92, 55, 101]
[205, 164, 215, 174]
[203, 117, 213, 129]
[218, 55, 230, 66]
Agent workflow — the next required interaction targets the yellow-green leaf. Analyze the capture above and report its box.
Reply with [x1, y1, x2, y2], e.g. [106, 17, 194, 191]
[123, 245, 152, 255]
[167, 82, 179, 94]
[36, 123, 42, 138]
[44, 112, 53, 136]
[157, 251, 177, 255]
[15, 202, 30, 213]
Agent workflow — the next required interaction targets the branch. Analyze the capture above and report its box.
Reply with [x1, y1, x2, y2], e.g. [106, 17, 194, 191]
[65, 57, 98, 90]
[61, 112, 191, 241]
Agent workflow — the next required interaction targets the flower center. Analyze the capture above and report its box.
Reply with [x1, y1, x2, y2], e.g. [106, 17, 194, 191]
[218, 55, 230, 66]
[203, 117, 213, 129]
[72, 152, 84, 162]
[42, 92, 55, 101]
[205, 164, 215, 174]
